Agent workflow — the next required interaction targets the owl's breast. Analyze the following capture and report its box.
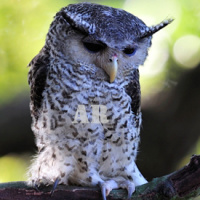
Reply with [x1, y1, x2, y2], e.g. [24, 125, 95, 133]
[38, 63, 140, 149]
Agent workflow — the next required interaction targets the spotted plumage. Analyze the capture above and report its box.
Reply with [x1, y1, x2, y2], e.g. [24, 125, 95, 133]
[27, 2, 172, 199]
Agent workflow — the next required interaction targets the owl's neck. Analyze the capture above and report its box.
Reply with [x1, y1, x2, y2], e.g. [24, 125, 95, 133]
[49, 58, 136, 90]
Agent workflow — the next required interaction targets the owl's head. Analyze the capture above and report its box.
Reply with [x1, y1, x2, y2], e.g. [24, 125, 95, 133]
[46, 3, 172, 83]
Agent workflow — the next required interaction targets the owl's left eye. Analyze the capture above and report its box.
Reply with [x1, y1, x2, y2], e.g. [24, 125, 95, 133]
[123, 47, 137, 56]
[83, 42, 106, 53]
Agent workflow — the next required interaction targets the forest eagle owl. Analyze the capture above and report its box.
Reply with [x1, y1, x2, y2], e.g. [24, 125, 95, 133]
[27, 2, 172, 199]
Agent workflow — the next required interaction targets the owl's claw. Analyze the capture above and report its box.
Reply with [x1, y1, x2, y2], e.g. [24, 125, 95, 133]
[100, 183, 107, 200]
[125, 182, 135, 199]
[99, 180, 135, 200]
[117, 180, 135, 199]
[34, 182, 40, 192]
[99, 180, 118, 200]
[51, 178, 60, 196]
[127, 186, 135, 199]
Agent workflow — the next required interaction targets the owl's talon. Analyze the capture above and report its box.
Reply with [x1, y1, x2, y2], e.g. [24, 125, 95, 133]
[118, 181, 135, 199]
[127, 184, 135, 199]
[99, 183, 107, 200]
[99, 180, 118, 200]
[34, 183, 40, 192]
[51, 178, 60, 196]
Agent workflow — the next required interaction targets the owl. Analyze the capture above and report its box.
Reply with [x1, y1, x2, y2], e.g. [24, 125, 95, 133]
[27, 2, 172, 200]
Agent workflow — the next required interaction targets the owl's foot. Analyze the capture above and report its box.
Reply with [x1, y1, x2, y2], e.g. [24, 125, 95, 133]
[99, 180, 135, 200]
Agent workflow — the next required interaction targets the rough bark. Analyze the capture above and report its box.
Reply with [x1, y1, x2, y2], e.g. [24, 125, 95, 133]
[0, 155, 199, 200]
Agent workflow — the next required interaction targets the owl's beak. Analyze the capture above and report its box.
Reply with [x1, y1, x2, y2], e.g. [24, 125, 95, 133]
[105, 56, 118, 83]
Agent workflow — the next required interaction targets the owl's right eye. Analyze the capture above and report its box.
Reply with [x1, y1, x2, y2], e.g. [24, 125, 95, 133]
[123, 47, 137, 56]
[83, 42, 106, 53]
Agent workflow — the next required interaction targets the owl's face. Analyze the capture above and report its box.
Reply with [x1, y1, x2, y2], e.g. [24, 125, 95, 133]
[56, 30, 151, 83]
[46, 3, 172, 83]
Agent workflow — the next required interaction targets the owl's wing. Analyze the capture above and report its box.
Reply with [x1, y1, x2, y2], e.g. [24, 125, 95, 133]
[28, 47, 50, 120]
[125, 69, 141, 117]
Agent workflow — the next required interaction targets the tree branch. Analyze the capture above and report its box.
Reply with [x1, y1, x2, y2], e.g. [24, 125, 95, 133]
[0, 155, 200, 200]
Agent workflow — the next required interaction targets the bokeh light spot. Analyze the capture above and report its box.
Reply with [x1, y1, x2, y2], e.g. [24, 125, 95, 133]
[173, 35, 200, 68]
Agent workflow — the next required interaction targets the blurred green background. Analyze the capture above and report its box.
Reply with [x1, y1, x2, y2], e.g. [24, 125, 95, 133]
[0, 0, 200, 194]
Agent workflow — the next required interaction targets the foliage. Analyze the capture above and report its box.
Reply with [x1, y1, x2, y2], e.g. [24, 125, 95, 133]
[0, 154, 30, 182]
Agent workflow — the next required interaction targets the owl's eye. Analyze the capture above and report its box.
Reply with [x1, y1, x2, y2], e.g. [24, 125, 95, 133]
[83, 42, 106, 53]
[123, 47, 137, 56]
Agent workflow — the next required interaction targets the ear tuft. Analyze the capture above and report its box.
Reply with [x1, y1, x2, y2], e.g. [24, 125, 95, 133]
[139, 19, 174, 38]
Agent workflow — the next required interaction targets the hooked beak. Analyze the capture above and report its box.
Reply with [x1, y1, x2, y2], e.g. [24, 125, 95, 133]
[104, 56, 118, 83]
